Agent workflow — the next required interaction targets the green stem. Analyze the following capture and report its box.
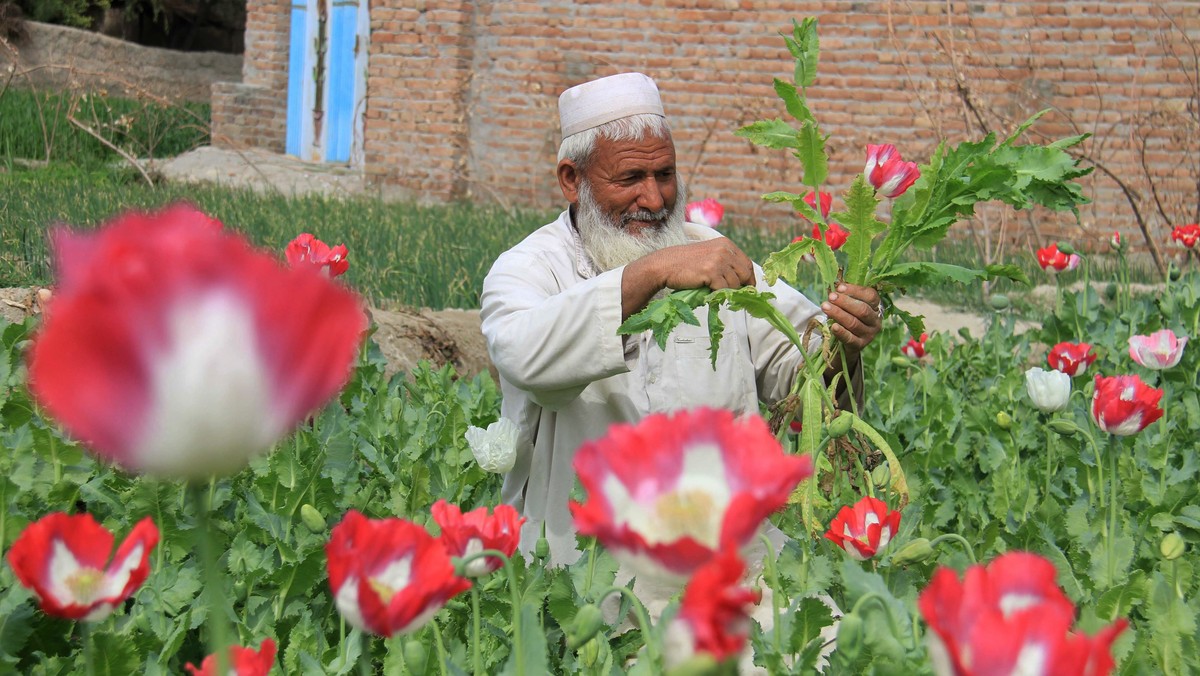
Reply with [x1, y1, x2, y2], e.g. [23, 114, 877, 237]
[759, 533, 785, 658]
[81, 622, 95, 676]
[1045, 418, 1054, 500]
[929, 533, 977, 564]
[458, 549, 523, 675]
[188, 481, 232, 676]
[1108, 436, 1120, 588]
[358, 630, 371, 676]
[595, 585, 660, 669]
[848, 593, 915, 651]
[471, 586, 483, 676]
[49, 433, 62, 485]
[431, 619, 450, 676]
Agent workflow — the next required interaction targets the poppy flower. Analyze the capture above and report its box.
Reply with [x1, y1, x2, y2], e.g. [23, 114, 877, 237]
[864, 144, 920, 199]
[802, 190, 833, 221]
[570, 407, 813, 581]
[326, 510, 471, 637]
[1090, 374, 1164, 436]
[663, 549, 762, 667]
[185, 639, 277, 676]
[1128, 329, 1188, 370]
[824, 496, 901, 560]
[1171, 223, 1200, 249]
[6, 512, 158, 621]
[285, 233, 349, 277]
[919, 551, 1127, 676]
[431, 500, 525, 577]
[1047, 342, 1096, 377]
[1109, 231, 1122, 251]
[901, 333, 929, 359]
[1036, 244, 1081, 272]
[1025, 367, 1071, 413]
[686, 198, 724, 228]
[26, 204, 368, 478]
[465, 418, 520, 474]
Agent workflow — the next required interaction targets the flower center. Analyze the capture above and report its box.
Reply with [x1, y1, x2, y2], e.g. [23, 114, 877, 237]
[651, 488, 721, 548]
[66, 568, 105, 604]
[366, 557, 412, 605]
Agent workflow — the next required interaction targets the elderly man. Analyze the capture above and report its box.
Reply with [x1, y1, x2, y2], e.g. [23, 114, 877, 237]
[480, 72, 882, 565]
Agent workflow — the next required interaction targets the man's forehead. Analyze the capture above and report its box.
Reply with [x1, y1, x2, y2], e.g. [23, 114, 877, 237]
[592, 134, 677, 171]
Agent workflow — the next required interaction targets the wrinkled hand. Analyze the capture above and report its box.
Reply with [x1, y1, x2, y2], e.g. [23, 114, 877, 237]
[821, 283, 882, 356]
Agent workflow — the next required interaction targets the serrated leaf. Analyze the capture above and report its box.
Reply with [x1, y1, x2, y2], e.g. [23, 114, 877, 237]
[616, 288, 706, 351]
[789, 596, 836, 652]
[835, 175, 885, 286]
[735, 119, 801, 150]
[1096, 571, 1147, 620]
[773, 78, 814, 124]
[872, 261, 991, 288]
[89, 632, 141, 676]
[789, 17, 820, 88]
[704, 287, 806, 352]
[706, 303, 725, 369]
[0, 598, 35, 657]
[795, 121, 828, 188]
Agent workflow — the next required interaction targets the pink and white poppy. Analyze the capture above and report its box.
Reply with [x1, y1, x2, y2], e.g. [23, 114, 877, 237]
[185, 639, 277, 676]
[1047, 342, 1096, 377]
[1109, 231, 1122, 251]
[663, 549, 762, 667]
[901, 333, 929, 359]
[865, 144, 921, 199]
[326, 511, 471, 637]
[824, 496, 901, 560]
[6, 512, 158, 622]
[570, 408, 813, 581]
[285, 233, 349, 277]
[1091, 374, 1164, 436]
[431, 500, 525, 577]
[1128, 329, 1188, 370]
[686, 198, 725, 228]
[1036, 244, 1080, 273]
[26, 204, 368, 478]
[1171, 223, 1200, 249]
[919, 551, 1127, 676]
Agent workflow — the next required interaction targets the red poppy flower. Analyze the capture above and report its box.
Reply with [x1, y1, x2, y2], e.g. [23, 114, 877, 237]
[919, 551, 1127, 676]
[901, 333, 929, 359]
[431, 500, 525, 577]
[664, 549, 762, 667]
[1036, 244, 1080, 272]
[802, 190, 833, 221]
[686, 198, 724, 228]
[285, 233, 350, 277]
[26, 204, 368, 478]
[570, 408, 813, 581]
[185, 639, 277, 676]
[326, 510, 471, 637]
[6, 512, 158, 621]
[1047, 342, 1096, 377]
[865, 143, 921, 199]
[1171, 223, 1200, 249]
[1091, 374, 1164, 436]
[824, 496, 902, 560]
[1109, 231, 1122, 251]
[811, 221, 850, 251]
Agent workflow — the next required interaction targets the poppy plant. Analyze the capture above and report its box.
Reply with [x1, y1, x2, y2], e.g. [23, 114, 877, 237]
[901, 333, 929, 359]
[824, 496, 902, 560]
[1047, 342, 1096, 377]
[686, 198, 725, 228]
[26, 204, 368, 478]
[185, 639, 277, 676]
[1128, 329, 1188, 370]
[919, 551, 1127, 676]
[326, 510, 471, 637]
[864, 143, 921, 199]
[285, 233, 350, 277]
[663, 549, 762, 667]
[1036, 244, 1081, 272]
[1091, 374, 1164, 436]
[1171, 223, 1200, 249]
[570, 407, 813, 581]
[431, 500, 525, 577]
[6, 512, 159, 621]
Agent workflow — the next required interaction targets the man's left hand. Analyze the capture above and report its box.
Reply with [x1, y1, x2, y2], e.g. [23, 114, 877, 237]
[820, 283, 883, 356]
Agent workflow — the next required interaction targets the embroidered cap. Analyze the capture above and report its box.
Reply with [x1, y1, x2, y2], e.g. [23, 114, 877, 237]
[558, 72, 665, 138]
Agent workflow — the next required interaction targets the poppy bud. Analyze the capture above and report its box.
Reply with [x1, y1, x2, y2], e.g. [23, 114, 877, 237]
[1104, 283, 1118, 301]
[534, 535, 551, 561]
[1056, 241, 1076, 255]
[988, 293, 1011, 310]
[827, 413, 854, 438]
[1045, 419, 1081, 437]
[995, 411, 1013, 429]
[891, 356, 913, 368]
[567, 604, 606, 649]
[404, 640, 429, 675]
[1161, 532, 1185, 561]
[578, 637, 601, 668]
[871, 462, 891, 488]
[890, 537, 935, 566]
[300, 504, 327, 533]
[836, 613, 864, 663]
[1169, 264, 1182, 282]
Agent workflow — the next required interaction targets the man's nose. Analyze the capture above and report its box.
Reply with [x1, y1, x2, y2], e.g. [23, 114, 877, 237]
[635, 176, 666, 213]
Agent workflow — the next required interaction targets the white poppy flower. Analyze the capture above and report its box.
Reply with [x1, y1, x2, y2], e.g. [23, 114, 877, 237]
[1025, 367, 1071, 413]
[465, 418, 519, 473]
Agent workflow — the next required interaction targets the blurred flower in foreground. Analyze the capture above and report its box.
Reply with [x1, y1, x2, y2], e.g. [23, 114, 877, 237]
[465, 418, 520, 473]
[27, 204, 368, 478]
[663, 549, 761, 668]
[6, 513, 158, 621]
[1025, 367, 1071, 413]
[431, 500, 525, 577]
[1091, 374, 1163, 436]
[686, 198, 724, 228]
[864, 143, 920, 199]
[824, 495, 901, 560]
[1171, 223, 1200, 249]
[571, 407, 812, 581]
[326, 510, 471, 637]
[1128, 328, 1188, 370]
[918, 551, 1127, 676]
[1047, 342, 1096, 377]
[901, 333, 929, 359]
[1036, 244, 1081, 273]
[185, 639, 277, 676]
[286, 233, 349, 277]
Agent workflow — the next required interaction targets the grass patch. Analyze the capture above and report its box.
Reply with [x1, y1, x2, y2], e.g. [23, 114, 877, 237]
[0, 87, 210, 166]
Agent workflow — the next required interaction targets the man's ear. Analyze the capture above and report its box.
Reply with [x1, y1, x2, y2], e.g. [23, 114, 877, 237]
[557, 160, 582, 204]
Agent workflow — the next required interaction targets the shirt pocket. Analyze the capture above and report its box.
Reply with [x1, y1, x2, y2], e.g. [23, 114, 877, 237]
[647, 320, 755, 414]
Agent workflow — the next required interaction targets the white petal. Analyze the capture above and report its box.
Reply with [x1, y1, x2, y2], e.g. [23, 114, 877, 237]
[335, 575, 370, 633]
[46, 541, 87, 607]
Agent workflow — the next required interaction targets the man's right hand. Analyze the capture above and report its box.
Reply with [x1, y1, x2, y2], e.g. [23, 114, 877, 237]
[621, 238, 756, 320]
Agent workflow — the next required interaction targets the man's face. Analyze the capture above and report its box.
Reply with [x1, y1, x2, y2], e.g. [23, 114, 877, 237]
[578, 133, 679, 237]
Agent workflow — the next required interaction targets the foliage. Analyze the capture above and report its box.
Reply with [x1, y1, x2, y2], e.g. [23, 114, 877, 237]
[11, 0, 108, 29]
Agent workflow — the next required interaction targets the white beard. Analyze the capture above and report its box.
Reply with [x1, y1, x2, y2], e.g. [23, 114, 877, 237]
[575, 179, 691, 273]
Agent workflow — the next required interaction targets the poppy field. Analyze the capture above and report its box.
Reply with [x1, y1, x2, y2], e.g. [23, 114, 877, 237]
[1, 16, 1199, 676]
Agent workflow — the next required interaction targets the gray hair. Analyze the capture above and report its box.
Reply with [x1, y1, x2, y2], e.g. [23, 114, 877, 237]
[557, 113, 672, 171]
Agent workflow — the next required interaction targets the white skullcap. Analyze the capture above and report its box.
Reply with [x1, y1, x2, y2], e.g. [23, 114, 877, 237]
[558, 72, 665, 138]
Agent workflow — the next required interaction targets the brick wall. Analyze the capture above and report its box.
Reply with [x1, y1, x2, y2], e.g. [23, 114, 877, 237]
[211, 0, 290, 152]
[219, 0, 1200, 257]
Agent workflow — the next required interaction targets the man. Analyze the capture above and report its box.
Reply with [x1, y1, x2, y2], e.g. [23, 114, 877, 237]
[480, 72, 882, 565]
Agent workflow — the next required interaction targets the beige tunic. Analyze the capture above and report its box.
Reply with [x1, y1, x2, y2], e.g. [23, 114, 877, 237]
[480, 210, 828, 565]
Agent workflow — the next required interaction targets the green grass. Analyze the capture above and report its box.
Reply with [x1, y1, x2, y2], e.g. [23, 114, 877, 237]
[0, 87, 210, 166]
